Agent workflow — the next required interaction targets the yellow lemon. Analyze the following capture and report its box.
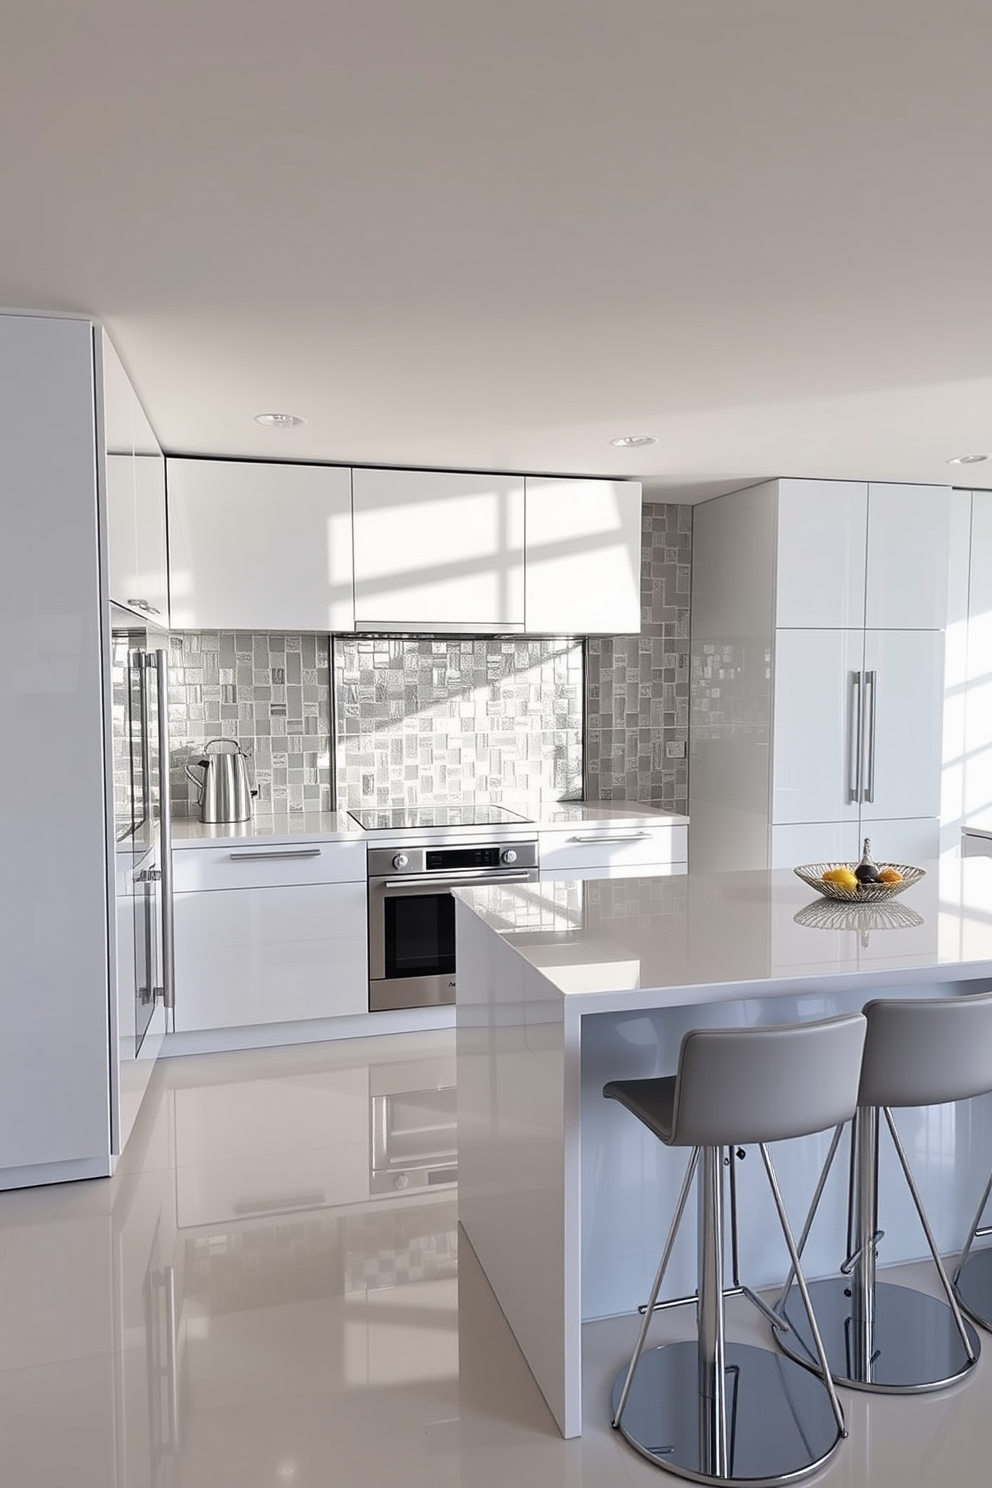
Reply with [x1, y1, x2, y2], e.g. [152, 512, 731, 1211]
[822, 867, 858, 890]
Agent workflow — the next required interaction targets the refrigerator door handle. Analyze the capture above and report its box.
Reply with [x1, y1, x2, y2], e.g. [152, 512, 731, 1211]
[153, 649, 175, 1019]
[864, 669, 877, 805]
[850, 671, 863, 803]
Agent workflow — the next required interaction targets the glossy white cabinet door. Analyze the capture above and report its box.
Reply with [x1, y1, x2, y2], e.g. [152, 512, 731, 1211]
[101, 332, 169, 624]
[173, 882, 368, 1031]
[775, 478, 867, 629]
[865, 483, 950, 630]
[352, 467, 525, 630]
[772, 629, 865, 825]
[130, 393, 169, 623]
[0, 314, 113, 1175]
[861, 630, 944, 822]
[101, 332, 138, 610]
[769, 821, 861, 869]
[524, 478, 642, 634]
[538, 824, 687, 874]
[168, 459, 355, 631]
[855, 815, 940, 864]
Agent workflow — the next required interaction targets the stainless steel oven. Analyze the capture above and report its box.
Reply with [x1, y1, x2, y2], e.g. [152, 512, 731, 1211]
[367, 840, 539, 1010]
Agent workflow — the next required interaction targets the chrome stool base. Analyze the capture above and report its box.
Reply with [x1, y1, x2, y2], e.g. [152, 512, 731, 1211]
[774, 1277, 980, 1393]
[955, 1247, 992, 1331]
[610, 1340, 842, 1486]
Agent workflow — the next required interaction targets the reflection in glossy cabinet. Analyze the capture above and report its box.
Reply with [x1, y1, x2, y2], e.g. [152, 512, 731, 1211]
[352, 467, 525, 630]
[167, 458, 355, 631]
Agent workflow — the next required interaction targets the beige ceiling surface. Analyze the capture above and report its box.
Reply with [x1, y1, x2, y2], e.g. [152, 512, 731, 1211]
[2, 0, 991, 500]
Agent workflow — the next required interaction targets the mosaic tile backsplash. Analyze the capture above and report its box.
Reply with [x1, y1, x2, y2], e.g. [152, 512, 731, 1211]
[168, 632, 333, 817]
[585, 502, 692, 811]
[333, 637, 584, 810]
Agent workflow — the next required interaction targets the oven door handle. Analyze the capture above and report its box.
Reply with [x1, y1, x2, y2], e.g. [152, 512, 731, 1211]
[381, 871, 536, 890]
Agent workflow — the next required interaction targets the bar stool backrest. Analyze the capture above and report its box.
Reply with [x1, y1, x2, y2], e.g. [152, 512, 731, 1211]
[859, 992, 992, 1108]
[670, 1013, 867, 1147]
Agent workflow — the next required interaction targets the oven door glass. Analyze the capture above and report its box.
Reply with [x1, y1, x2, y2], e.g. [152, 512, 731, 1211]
[383, 891, 455, 981]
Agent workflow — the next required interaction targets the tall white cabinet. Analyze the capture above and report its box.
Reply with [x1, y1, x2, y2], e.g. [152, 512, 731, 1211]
[690, 478, 950, 871]
[0, 311, 161, 1187]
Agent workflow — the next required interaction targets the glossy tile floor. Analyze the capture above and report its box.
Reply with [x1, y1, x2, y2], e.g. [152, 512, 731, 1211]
[1, 1029, 990, 1487]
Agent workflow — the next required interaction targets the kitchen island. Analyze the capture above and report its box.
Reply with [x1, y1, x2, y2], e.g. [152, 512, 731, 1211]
[454, 858, 992, 1437]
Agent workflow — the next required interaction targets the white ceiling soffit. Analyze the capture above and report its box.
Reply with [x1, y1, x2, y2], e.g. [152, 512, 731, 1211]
[2, 0, 992, 501]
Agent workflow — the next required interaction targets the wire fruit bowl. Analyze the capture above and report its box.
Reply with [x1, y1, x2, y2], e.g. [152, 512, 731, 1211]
[793, 862, 925, 903]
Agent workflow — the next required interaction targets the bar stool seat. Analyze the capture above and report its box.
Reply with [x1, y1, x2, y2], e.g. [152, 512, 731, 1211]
[604, 1012, 867, 1486]
[774, 993, 990, 1392]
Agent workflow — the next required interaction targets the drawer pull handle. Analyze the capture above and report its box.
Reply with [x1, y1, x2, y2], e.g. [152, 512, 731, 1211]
[567, 832, 653, 844]
[227, 848, 323, 861]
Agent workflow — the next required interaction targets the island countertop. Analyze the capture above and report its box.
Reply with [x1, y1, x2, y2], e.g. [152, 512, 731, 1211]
[453, 855, 992, 1440]
[454, 856, 992, 1008]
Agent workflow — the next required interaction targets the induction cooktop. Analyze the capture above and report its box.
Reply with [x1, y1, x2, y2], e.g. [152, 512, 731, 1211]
[347, 805, 534, 831]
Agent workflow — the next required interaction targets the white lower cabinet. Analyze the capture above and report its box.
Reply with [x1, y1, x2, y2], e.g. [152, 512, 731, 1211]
[539, 823, 688, 879]
[172, 842, 368, 1032]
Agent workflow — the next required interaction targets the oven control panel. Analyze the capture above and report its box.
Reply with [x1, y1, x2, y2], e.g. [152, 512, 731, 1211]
[368, 840, 539, 877]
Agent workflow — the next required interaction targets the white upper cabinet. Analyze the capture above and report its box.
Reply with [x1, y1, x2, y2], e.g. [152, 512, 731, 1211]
[168, 459, 355, 631]
[775, 478, 949, 630]
[524, 478, 642, 634]
[101, 332, 169, 624]
[129, 392, 169, 624]
[775, 479, 867, 629]
[864, 482, 950, 630]
[351, 468, 525, 631]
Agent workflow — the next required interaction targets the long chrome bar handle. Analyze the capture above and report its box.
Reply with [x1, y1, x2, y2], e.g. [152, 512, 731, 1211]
[864, 669, 877, 804]
[850, 672, 863, 803]
[154, 649, 175, 1019]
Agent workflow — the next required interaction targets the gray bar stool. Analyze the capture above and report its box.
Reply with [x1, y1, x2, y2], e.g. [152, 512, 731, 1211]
[604, 1011, 867, 1486]
[774, 993, 989, 1392]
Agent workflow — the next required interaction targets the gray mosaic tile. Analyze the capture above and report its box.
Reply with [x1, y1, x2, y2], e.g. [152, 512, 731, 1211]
[168, 631, 333, 816]
[333, 636, 585, 810]
[584, 502, 691, 814]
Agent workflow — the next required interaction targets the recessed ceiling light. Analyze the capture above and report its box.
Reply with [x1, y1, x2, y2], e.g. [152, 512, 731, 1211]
[254, 412, 305, 428]
[947, 452, 989, 465]
[610, 434, 656, 449]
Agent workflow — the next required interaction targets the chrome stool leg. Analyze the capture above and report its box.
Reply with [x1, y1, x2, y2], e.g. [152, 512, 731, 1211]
[611, 1144, 845, 1485]
[953, 1165, 992, 1328]
[774, 1107, 980, 1392]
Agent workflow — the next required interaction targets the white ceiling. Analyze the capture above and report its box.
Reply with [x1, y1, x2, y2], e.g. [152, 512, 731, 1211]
[3, 0, 992, 502]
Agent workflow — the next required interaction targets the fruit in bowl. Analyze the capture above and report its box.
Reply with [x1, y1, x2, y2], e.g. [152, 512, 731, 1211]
[794, 840, 924, 902]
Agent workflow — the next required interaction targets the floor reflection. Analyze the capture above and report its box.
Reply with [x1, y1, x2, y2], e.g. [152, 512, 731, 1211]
[0, 1029, 989, 1487]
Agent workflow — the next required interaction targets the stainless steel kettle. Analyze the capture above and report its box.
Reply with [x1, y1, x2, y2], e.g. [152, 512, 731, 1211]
[184, 738, 256, 823]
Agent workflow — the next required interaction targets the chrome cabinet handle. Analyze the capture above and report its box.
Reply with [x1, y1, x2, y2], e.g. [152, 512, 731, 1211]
[567, 831, 653, 844]
[126, 598, 162, 614]
[864, 669, 877, 804]
[227, 847, 322, 860]
[382, 871, 534, 889]
[153, 649, 175, 1016]
[850, 671, 863, 803]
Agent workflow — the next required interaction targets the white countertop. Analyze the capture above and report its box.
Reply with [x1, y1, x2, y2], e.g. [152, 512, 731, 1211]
[170, 810, 363, 847]
[455, 856, 992, 1010]
[532, 801, 689, 830]
[170, 799, 686, 849]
